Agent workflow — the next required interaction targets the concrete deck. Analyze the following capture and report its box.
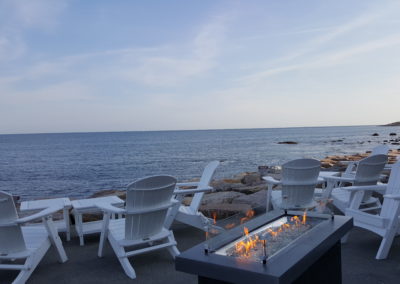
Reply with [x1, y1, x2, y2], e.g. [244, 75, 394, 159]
[1, 225, 400, 283]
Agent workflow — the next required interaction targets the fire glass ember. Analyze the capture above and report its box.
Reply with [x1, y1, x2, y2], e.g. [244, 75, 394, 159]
[215, 211, 324, 262]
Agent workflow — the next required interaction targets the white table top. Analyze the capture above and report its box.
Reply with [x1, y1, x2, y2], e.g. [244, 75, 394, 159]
[71, 196, 124, 210]
[20, 197, 72, 211]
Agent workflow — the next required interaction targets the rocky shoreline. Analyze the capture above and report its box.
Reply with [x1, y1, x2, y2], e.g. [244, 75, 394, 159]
[88, 148, 400, 221]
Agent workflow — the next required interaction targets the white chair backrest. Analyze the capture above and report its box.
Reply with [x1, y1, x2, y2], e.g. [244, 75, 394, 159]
[0, 191, 27, 254]
[380, 161, 400, 219]
[354, 154, 387, 185]
[280, 159, 321, 208]
[371, 145, 390, 155]
[125, 175, 177, 240]
[354, 154, 387, 202]
[189, 161, 220, 212]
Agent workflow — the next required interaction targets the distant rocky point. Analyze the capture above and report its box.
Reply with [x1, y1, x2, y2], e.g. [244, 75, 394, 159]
[382, 121, 400, 126]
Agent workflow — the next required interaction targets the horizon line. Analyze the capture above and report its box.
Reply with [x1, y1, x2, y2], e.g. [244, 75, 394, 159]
[0, 123, 392, 136]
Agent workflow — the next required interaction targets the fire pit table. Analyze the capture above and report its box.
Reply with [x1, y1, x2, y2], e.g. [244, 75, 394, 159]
[176, 210, 352, 284]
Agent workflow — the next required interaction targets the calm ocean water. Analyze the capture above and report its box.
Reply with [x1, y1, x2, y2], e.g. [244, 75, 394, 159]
[0, 125, 398, 200]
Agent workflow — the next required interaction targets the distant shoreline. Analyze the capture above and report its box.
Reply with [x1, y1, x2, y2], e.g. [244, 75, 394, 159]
[381, 121, 400, 127]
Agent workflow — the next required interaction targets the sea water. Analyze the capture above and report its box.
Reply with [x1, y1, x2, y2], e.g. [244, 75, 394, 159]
[0, 125, 398, 200]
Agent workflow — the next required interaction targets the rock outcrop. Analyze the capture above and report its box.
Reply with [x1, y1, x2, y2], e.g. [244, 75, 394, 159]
[382, 121, 400, 126]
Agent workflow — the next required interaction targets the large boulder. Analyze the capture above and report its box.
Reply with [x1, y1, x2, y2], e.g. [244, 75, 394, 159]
[201, 191, 245, 206]
[231, 184, 267, 194]
[211, 180, 246, 191]
[200, 203, 253, 219]
[240, 172, 262, 186]
[231, 190, 267, 208]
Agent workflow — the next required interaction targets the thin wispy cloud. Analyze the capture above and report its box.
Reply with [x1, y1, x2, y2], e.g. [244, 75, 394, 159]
[0, 0, 68, 61]
[121, 13, 230, 87]
[241, 33, 400, 83]
[240, 3, 400, 84]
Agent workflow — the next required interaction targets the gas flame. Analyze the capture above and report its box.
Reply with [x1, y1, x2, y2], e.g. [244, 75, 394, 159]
[234, 226, 261, 257]
[234, 211, 308, 258]
[225, 223, 235, 229]
[212, 212, 217, 225]
[302, 210, 307, 224]
[240, 210, 255, 224]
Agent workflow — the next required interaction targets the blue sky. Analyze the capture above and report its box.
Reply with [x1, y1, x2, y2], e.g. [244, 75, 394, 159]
[0, 0, 400, 134]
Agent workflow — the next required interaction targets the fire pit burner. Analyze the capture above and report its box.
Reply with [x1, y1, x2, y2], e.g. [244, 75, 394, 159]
[216, 213, 324, 262]
[176, 210, 352, 284]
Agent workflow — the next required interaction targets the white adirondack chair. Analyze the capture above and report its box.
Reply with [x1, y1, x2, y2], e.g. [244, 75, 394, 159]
[0, 191, 68, 284]
[323, 154, 388, 213]
[96, 175, 180, 279]
[164, 161, 220, 231]
[263, 159, 322, 211]
[338, 144, 390, 172]
[345, 160, 400, 259]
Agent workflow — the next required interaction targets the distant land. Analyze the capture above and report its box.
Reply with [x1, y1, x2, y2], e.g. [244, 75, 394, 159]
[382, 121, 400, 126]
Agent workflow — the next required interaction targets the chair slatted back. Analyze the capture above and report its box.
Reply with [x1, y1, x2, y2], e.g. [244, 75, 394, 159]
[354, 154, 387, 202]
[281, 159, 321, 209]
[125, 176, 177, 240]
[380, 161, 400, 220]
[0, 191, 27, 254]
[189, 161, 219, 212]
[371, 145, 390, 155]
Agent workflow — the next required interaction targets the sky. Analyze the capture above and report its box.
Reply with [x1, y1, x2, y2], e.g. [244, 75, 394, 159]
[0, 0, 400, 134]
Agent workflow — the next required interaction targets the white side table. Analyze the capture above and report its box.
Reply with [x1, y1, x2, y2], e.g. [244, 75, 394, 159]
[20, 197, 72, 241]
[71, 196, 124, 246]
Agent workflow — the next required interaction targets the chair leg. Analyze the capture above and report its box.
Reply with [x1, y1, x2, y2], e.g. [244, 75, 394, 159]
[167, 245, 180, 258]
[44, 217, 68, 263]
[74, 211, 85, 246]
[376, 229, 397, 259]
[98, 213, 110, 258]
[167, 233, 180, 258]
[13, 265, 35, 284]
[118, 256, 136, 279]
[108, 236, 136, 279]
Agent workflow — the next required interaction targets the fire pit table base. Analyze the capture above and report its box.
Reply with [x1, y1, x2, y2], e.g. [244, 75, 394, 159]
[198, 241, 341, 284]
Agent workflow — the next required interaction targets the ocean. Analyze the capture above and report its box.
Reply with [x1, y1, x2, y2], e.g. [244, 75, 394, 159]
[0, 125, 398, 200]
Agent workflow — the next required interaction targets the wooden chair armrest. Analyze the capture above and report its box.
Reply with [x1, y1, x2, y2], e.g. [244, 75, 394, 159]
[322, 175, 354, 182]
[263, 176, 281, 185]
[340, 185, 387, 192]
[173, 186, 213, 195]
[16, 205, 63, 224]
[383, 194, 400, 200]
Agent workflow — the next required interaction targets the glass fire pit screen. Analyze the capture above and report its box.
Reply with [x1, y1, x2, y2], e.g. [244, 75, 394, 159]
[207, 210, 331, 263]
